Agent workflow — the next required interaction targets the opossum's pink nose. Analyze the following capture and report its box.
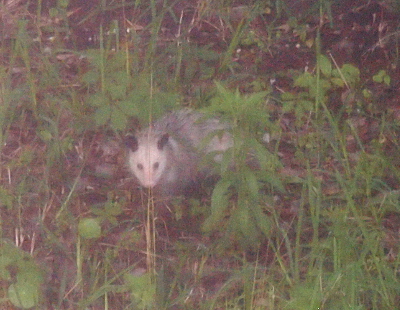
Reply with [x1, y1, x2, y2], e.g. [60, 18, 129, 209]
[142, 182, 156, 188]
[141, 174, 157, 188]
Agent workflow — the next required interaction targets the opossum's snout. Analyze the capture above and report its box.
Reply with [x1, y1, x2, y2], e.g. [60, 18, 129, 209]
[135, 161, 160, 188]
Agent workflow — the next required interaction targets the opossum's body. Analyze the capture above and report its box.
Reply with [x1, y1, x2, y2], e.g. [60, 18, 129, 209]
[125, 109, 233, 192]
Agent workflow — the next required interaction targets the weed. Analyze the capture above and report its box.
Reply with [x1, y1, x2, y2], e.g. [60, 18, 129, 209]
[83, 48, 179, 131]
[201, 83, 283, 247]
[0, 240, 44, 309]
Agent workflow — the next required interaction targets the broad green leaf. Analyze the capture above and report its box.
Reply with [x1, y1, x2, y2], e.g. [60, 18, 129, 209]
[118, 99, 139, 116]
[243, 169, 259, 199]
[111, 107, 128, 130]
[294, 72, 314, 88]
[124, 272, 156, 307]
[339, 64, 360, 84]
[81, 68, 100, 85]
[108, 84, 127, 101]
[251, 205, 272, 237]
[87, 92, 107, 107]
[202, 179, 232, 232]
[318, 54, 332, 77]
[94, 105, 111, 126]
[8, 282, 39, 309]
[78, 218, 101, 239]
[331, 77, 345, 87]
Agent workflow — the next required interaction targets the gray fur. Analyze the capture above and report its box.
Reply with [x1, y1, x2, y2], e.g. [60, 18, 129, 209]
[126, 109, 233, 192]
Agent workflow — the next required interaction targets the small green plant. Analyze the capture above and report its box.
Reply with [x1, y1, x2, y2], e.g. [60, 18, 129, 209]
[372, 69, 391, 86]
[78, 218, 102, 239]
[83, 49, 179, 131]
[281, 54, 362, 124]
[201, 83, 283, 247]
[0, 240, 44, 309]
[124, 271, 157, 308]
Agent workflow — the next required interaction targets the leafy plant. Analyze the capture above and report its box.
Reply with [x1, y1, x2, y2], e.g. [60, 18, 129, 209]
[202, 83, 283, 247]
[0, 240, 44, 309]
[124, 271, 157, 308]
[281, 55, 361, 124]
[83, 49, 179, 131]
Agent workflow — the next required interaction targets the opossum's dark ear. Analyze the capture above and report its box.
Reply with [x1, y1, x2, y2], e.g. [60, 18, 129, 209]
[125, 135, 139, 152]
[158, 134, 169, 149]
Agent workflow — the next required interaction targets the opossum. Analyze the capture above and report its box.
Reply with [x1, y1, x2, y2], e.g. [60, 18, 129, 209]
[125, 109, 233, 192]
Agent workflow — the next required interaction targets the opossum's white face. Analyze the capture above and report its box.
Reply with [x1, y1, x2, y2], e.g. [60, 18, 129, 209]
[126, 134, 169, 188]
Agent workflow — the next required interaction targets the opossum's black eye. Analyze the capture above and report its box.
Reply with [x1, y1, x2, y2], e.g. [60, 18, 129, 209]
[137, 163, 143, 170]
[158, 134, 169, 149]
[153, 162, 159, 170]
